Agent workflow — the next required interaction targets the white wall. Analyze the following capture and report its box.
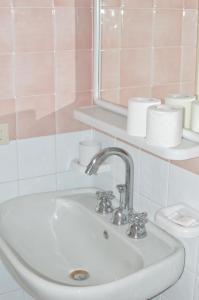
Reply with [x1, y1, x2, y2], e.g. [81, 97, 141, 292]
[0, 129, 199, 300]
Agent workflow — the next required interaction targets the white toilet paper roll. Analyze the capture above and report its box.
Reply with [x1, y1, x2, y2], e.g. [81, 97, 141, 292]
[146, 105, 183, 148]
[191, 100, 199, 133]
[127, 97, 161, 137]
[165, 94, 195, 129]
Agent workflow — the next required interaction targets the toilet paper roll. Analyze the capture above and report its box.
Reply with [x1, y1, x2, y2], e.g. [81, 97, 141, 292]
[79, 140, 101, 166]
[146, 105, 183, 148]
[165, 94, 195, 129]
[127, 97, 161, 137]
[191, 100, 199, 133]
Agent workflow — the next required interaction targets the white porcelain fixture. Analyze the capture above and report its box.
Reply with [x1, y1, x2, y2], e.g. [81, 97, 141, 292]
[0, 188, 184, 300]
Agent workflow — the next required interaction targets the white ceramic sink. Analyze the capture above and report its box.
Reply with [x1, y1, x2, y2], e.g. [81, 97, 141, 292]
[0, 188, 184, 300]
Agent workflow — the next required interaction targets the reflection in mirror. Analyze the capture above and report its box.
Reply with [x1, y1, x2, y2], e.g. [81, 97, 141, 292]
[99, 0, 198, 107]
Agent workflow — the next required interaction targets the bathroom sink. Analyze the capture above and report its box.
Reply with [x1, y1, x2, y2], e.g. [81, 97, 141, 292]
[0, 188, 184, 300]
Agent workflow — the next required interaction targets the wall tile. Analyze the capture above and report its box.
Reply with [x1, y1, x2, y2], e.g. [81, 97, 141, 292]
[0, 98, 16, 140]
[15, 8, 53, 52]
[101, 50, 120, 89]
[154, 9, 182, 47]
[182, 9, 198, 46]
[122, 0, 153, 8]
[121, 48, 151, 87]
[168, 164, 199, 211]
[0, 141, 18, 183]
[76, 7, 92, 50]
[17, 135, 56, 179]
[19, 174, 56, 196]
[14, 0, 52, 6]
[179, 236, 199, 272]
[0, 8, 12, 53]
[55, 7, 75, 50]
[55, 51, 75, 94]
[133, 193, 161, 222]
[120, 86, 151, 106]
[140, 151, 169, 206]
[55, 91, 91, 133]
[163, 269, 195, 300]
[0, 54, 13, 99]
[76, 50, 92, 91]
[122, 9, 153, 48]
[101, 0, 121, 7]
[194, 276, 199, 300]
[154, 0, 183, 8]
[0, 181, 18, 203]
[181, 46, 197, 82]
[56, 130, 91, 172]
[180, 82, 195, 95]
[172, 158, 199, 176]
[16, 95, 55, 139]
[152, 84, 180, 100]
[0, 0, 12, 6]
[0, 290, 24, 300]
[75, 0, 92, 7]
[0, 262, 20, 294]
[153, 48, 181, 85]
[54, 0, 74, 6]
[56, 170, 94, 190]
[183, 0, 198, 9]
[101, 89, 120, 104]
[15, 52, 54, 97]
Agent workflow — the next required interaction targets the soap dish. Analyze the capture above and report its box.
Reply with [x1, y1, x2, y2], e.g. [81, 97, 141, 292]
[155, 204, 199, 238]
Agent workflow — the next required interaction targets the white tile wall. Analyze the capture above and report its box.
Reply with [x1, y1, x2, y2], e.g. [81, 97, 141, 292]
[56, 130, 91, 172]
[140, 151, 169, 207]
[168, 164, 199, 210]
[0, 129, 199, 300]
[0, 262, 20, 294]
[17, 136, 56, 179]
[0, 182, 18, 204]
[0, 290, 24, 300]
[0, 142, 18, 183]
[19, 174, 57, 196]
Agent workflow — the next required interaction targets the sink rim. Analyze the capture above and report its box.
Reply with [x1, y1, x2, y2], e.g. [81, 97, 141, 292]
[0, 187, 185, 300]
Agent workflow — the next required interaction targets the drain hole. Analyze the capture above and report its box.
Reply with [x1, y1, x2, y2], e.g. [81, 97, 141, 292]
[69, 269, 90, 281]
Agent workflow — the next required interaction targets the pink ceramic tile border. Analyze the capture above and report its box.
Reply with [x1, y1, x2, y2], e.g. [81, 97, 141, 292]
[0, 0, 93, 140]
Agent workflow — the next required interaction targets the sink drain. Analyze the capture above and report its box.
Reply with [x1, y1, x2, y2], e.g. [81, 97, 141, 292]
[69, 269, 90, 281]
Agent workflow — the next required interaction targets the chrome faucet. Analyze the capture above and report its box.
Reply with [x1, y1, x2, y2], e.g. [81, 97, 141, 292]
[85, 147, 134, 211]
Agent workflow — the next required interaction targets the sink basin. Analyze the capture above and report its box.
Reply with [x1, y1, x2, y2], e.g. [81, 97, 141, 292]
[0, 188, 184, 300]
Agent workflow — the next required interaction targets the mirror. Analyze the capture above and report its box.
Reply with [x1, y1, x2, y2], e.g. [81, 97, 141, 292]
[94, 0, 199, 138]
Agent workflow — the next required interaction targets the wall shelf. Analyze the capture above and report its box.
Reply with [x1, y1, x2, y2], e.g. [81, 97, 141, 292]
[74, 105, 199, 161]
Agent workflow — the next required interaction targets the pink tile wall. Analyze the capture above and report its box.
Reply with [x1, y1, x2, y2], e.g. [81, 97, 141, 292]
[100, 0, 198, 105]
[0, 0, 92, 140]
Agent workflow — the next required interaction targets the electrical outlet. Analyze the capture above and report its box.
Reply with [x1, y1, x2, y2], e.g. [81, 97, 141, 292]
[0, 124, 9, 144]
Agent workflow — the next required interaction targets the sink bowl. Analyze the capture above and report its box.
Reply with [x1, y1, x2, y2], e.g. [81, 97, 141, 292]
[0, 188, 184, 300]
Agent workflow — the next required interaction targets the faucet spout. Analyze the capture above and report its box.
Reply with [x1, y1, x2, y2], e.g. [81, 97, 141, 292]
[85, 147, 134, 210]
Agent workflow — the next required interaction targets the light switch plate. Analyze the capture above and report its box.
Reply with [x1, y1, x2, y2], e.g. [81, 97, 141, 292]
[0, 124, 9, 144]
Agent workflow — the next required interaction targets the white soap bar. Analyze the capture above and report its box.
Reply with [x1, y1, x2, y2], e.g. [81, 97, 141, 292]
[168, 211, 199, 227]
